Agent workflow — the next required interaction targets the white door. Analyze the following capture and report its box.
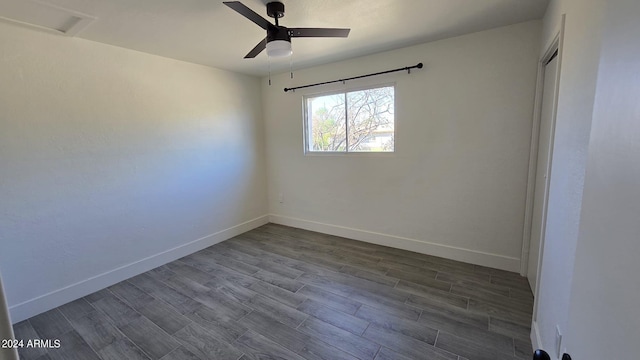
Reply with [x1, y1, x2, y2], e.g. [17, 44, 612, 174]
[527, 52, 559, 291]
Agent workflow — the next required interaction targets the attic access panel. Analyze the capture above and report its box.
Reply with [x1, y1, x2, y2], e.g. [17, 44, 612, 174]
[0, 0, 95, 36]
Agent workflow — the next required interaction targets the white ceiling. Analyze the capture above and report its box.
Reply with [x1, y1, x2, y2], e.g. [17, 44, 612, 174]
[1, 0, 549, 76]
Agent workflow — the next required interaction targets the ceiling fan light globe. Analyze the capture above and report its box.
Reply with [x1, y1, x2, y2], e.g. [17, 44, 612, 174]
[266, 40, 292, 57]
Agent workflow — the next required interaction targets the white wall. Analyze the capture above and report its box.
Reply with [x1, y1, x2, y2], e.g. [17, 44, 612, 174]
[532, 0, 604, 354]
[263, 21, 541, 272]
[0, 22, 268, 322]
[564, 0, 640, 358]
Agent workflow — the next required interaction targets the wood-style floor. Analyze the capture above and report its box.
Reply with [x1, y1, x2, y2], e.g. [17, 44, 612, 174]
[13, 224, 534, 360]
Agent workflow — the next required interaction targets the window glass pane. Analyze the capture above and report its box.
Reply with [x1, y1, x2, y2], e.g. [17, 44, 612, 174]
[306, 93, 347, 151]
[347, 86, 394, 152]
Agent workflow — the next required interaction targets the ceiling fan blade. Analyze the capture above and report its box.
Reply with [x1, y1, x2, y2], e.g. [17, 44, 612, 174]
[244, 38, 267, 58]
[289, 28, 350, 38]
[223, 1, 272, 30]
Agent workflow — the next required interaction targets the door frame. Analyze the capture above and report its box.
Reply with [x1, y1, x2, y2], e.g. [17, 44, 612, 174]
[519, 16, 566, 303]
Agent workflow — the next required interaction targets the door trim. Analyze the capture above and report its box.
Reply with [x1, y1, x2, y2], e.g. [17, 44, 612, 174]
[519, 16, 566, 288]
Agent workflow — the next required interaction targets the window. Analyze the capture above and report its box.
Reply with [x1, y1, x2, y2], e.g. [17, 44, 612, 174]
[304, 85, 395, 153]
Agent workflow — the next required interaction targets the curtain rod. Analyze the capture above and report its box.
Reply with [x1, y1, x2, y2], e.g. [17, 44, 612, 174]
[283, 62, 423, 93]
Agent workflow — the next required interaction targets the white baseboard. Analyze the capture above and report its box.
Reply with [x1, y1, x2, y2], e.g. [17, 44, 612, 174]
[269, 214, 521, 272]
[10, 213, 522, 323]
[531, 320, 543, 355]
[9, 215, 269, 323]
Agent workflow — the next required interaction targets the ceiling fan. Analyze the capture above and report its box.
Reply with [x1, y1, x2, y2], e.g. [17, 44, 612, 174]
[223, 1, 350, 58]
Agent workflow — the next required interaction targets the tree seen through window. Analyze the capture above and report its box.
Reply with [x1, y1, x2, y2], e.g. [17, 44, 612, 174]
[306, 86, 394, 152]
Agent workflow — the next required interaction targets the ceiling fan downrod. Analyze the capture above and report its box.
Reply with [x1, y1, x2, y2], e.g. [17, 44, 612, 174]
[266, 1, 285, 26]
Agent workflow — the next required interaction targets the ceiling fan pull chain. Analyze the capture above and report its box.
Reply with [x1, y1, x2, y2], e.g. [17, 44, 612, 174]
[268, 56, 272, 86]
[290, 52, 294, 79]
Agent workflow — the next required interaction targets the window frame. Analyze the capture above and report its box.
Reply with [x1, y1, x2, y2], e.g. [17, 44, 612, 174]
[302, 83, 396, 155]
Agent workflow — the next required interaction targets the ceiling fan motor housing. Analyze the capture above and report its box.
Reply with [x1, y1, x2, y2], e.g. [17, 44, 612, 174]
[267, 26, 291, 43]
[266, 2, 285, 19]
[266, 25, 292, 57]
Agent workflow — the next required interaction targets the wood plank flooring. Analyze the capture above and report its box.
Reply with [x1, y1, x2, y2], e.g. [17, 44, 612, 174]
[13, 224, 534, 360]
